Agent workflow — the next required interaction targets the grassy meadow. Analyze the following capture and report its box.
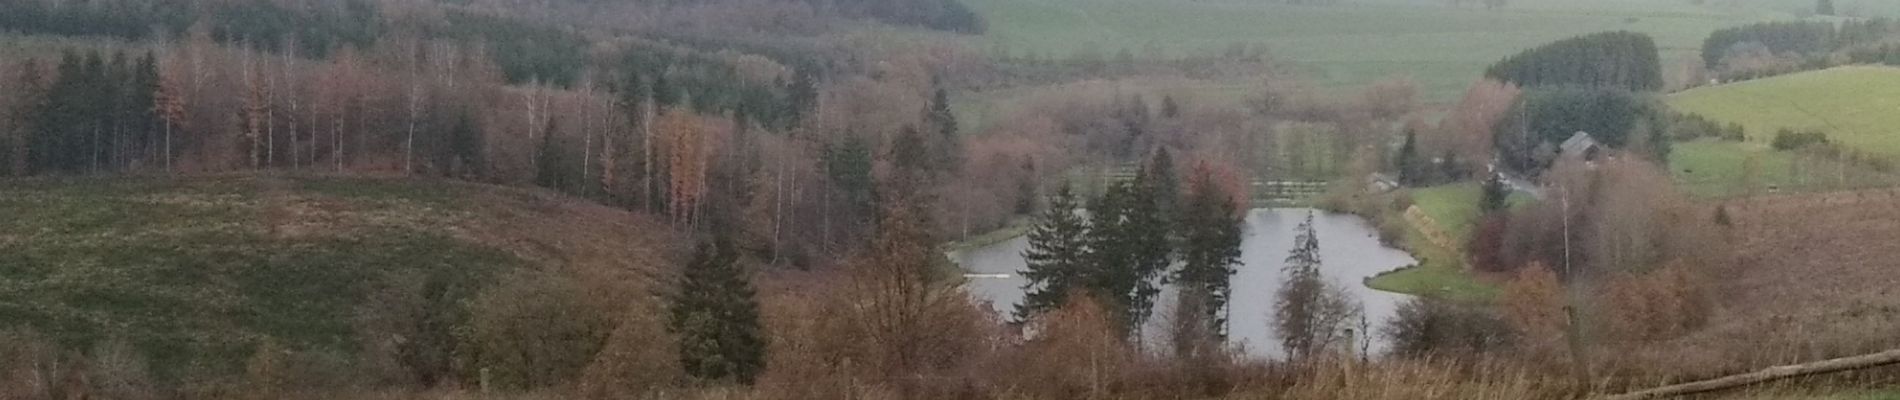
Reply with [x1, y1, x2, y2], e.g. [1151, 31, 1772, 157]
[1364, 183, 1528, 302]
[966, 0, 1789, 102]
[1669, 139, 1900, 198]
[1670, 66, 1900, 159]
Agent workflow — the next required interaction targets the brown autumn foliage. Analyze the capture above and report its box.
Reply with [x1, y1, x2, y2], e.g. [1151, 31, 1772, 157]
[1467, 214, 1511, 272]
[1599, 263, 1711, 343]
[576, 300, 683, 399]
[990, 294, 1138, 399]
[1492, 157, 1728, 278]
[1499, 264, 1566, 351]
[1434, 79, 1520, 164]
[1277, 357, 1556, 400]
[656, 106, 731, 227]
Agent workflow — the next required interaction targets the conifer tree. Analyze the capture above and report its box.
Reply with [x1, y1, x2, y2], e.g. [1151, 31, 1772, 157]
[534, 117, 569, 192]
[668, 236, 766, 384]
[1172, 163, 1244, 341]
[1480, 170, 1510, 213]
[128, 52, 159, 170]
[925, 82, 961, 173]
[1085, 174, 1172, 339]
[1396, 127, 1423, 186]
[1145, 148, 1180, 224]
[1276, 212, 1325, 357]
[1016, 183, 1090, 322]
[1274, 212, 1360, 358]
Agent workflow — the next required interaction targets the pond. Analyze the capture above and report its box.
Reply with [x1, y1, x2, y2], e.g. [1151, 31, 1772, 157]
[950, 208, 1417, 359]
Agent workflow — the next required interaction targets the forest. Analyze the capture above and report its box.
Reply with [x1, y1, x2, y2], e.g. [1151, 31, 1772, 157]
[10, 0, 1900, 399]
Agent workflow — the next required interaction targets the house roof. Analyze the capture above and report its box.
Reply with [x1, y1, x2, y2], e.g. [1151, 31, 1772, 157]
[1560, 131, 1599, 156]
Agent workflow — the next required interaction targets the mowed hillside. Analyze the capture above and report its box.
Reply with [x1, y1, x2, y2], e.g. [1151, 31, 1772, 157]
[1671, 66, 1900, 158]
[0, 176, 679, 383]
[968, 0, 1781, 101]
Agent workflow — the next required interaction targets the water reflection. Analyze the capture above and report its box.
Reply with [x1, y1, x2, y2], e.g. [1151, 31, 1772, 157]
[950, 208, 1416, 359]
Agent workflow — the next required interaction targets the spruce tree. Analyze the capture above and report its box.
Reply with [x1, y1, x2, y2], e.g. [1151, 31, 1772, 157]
[1396, 127, 1423, 186]
[1085, 175, 1172, 339]
[1275, 212, 1327, 357]
[128, 52, 159, 170]
[1173, 164, 1244, 340]
[825, 135, 877, 220]
[925, 82, 962, 173]
[669, 237, 766, 384]
[534, 117, 566, 192]
[1480, 171, 1510, 213]
[1145, 148, 1180, 224]
[1014, 156, 1038, 215]
[1016, 183, 1089, 323]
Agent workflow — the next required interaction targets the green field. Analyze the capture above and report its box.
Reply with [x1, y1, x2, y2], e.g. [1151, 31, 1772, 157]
[967, 0, 1787, 102]
[1365, 183, 1529, 302]
[1669, 139, 1900, 198]
[1671, 66, 1900, 158]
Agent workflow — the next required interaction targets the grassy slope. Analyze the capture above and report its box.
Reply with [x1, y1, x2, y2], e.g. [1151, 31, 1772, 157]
[0, 176, 677, 381]
[1671, 66, 1900, 158]
[1668, 139, 1900, 198]
[1366, 183, 1532, 302]
[967, 0, 1780, 102]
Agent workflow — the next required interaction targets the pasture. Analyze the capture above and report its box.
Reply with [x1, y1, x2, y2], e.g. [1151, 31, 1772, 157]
[966, 0, 1790, 102]
[1670, 66, 1900, 160]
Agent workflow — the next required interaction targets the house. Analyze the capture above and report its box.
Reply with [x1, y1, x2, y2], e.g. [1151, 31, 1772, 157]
[1559, 131, 1603, 162]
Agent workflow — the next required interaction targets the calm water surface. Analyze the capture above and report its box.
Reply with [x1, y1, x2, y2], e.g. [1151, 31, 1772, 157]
[950, 208, 1416, 358]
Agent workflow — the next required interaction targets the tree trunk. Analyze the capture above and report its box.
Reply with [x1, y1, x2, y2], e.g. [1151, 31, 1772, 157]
[163, 121, 173, 173]
[643, 99, 654, 213]
[406, 81, 420, 175]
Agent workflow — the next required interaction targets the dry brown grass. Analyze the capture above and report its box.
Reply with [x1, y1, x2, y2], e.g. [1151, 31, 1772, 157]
[1586, 188, 1900, 389]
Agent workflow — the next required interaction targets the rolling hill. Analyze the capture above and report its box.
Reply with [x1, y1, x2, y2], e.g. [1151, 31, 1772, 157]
[0, 175, 680, 386]
[1670, 66, 1900, 158]
[966, 0, 1787, 102]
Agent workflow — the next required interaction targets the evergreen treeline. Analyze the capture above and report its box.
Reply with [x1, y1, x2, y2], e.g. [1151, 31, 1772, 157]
[1016, 151, 1246, 343]
[620, 44, 814, 132]
[822, 0, 986, 33]
[0, 0, 379, 58]
[1493, 86, 1668, 173]
[0, 0, 589, 85]
[1702, 19, 1900, 68]
[1701, 21, 1837, 69]
[1483, 31, 1662, 92]
[1698, 19, 1900, 81]
[19, 51, 162, 174]
[0, 0, 191, 40]
[424, 10, 588, 86]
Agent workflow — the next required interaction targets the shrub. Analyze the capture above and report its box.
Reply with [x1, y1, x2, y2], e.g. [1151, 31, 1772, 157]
[989, 295, 1137, 399]
[463, 270, 615, 389]
[1467, 215, 1512, 273]
[1600, 263, 1711, 342]
[1668, 113, 1732, 141]
[1498, 265, 1566, 348]
[578, 302, 682, 399]
[1384, 297, 1516, 359]
[1770, 129, 1829, 150]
